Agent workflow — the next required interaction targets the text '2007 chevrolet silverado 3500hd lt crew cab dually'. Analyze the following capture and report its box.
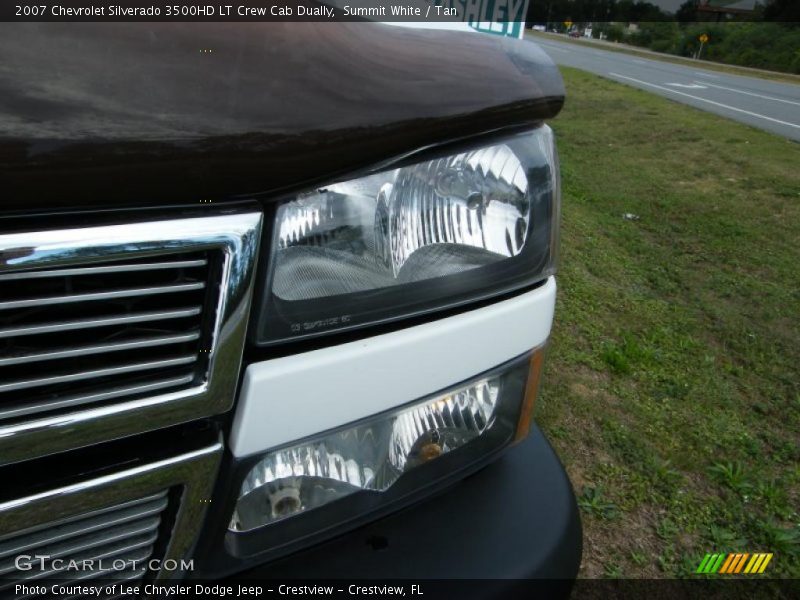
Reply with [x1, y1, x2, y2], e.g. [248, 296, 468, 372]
[0, 20, 581, 593]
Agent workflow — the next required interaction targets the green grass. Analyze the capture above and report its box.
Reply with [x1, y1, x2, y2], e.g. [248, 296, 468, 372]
[537, 68, 800, 578]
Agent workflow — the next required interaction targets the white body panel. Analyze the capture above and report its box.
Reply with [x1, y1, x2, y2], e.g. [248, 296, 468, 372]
[230, 277, 556, 458]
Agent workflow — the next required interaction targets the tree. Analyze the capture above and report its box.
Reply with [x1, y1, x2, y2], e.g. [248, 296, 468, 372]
[762, 0, 800, 24]
[676, 0, 697, 23]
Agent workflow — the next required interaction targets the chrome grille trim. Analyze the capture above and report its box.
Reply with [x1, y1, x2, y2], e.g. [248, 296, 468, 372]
[0, 493, 168, 550]
[0, 356, 197, 394]
[0, 440, 222, 582]
[0, 375, 195, 420]
[0, 527, 160, 576]
[0, 333, 201, 367]
[0, 281, 206, 311]
[0, 307, 203, 339]
[0, 491, 167, 573]
[0, 211, 262, 466]
[0, 259, 208, 281]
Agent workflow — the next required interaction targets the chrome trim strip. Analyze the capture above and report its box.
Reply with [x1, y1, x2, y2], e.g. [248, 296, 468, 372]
[0, 515, 162, 561]
[0, 332, 201, 367]
[0, 307, 202, 339]
[14, 540, 156, 583]
[0, 490, 168, 557]
[2, 533, 161, 576]
[0, 526, 159, 576]
[0, 281, 205, 311]
[38, 527, 159, 565]
[0, 440, 223, 581]
[0, 259, 207, 280]
[0, 211, 262, 465]
[0, 355, 197, 394]
[0, 375, 194, 420]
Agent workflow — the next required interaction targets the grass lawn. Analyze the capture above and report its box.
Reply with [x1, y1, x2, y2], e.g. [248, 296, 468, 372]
[537, 67, 800, 578]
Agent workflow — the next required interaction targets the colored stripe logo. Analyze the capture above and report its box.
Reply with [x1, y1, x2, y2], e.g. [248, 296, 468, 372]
[696, 552, 773, 574]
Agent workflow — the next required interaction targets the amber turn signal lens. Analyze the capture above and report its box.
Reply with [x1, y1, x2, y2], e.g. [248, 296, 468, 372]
[514, 347, 545, 442]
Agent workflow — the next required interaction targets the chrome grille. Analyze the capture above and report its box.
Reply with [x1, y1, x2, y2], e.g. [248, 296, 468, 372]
[0, 491, 168, 586]
[0, 253, 215, 420]
[0, 212, 262, 467]
[0, 442, 221, 586]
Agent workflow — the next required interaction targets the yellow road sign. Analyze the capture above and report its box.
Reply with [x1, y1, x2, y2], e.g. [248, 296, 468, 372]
[564, 20, 573, 29]
[699, 33, 709, 43]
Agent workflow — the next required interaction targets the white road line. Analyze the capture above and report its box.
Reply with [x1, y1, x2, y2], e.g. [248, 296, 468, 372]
[696, 71, 720, 78]
[608, 72, 800, 130]
[693, 80, 800, 107]
[667, 83, 707, 89]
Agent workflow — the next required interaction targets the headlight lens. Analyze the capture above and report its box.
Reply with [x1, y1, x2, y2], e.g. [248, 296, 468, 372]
[256, 127, 559, 344]
[229, 351, 540, 535]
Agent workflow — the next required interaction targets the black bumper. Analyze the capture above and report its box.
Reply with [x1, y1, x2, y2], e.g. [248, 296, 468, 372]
[236, 426, 582, 581]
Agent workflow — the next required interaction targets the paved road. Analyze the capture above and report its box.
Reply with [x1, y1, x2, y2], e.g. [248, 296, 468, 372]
[527, 34, 800, 142]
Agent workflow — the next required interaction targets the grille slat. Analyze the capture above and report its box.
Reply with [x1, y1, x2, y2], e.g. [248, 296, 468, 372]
[0, 492, 168, 592]
[0, 332, 201, 367]
[0, 259, 207, 281]
[0, 282, 206, 311]
[0, 518, 160, 576]
[0, 251, 214, 420]
[5, 540, 155, 583]
[0, 307, 203, 340]
[0, 492, 168, 557]
[0, 356, 198, 394]
[0, 375, 195, 420]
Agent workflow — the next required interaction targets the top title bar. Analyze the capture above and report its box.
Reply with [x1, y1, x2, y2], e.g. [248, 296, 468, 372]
[4, 1, 529, 26]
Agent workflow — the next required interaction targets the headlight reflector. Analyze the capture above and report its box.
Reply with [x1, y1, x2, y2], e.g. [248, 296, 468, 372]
[256, 127, 559, 344]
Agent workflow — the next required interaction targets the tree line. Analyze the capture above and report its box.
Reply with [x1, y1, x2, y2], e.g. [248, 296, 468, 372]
[527, 1, 800, 74]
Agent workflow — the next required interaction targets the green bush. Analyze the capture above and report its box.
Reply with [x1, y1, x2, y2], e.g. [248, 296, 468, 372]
[624, 22, 800, 74]
[790, 51, 800, 74]
[650, 39, 674, 54]
[606, 24, 627, 43]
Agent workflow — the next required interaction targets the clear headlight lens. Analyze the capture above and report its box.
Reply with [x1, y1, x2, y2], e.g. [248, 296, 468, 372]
[229, 351, 540, 533]
[275, 143, 529, 298]
[256, 127, 559, 344]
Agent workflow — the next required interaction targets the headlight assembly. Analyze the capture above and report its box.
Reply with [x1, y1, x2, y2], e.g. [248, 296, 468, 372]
[228, 350, 543, 542]
[255, 127, 560, 345]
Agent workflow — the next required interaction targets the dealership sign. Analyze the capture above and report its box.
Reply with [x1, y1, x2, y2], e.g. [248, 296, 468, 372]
[433, 0, 530, 38]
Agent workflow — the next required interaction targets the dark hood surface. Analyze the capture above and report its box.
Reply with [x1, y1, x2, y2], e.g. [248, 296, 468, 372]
[0, 23, 564, 215]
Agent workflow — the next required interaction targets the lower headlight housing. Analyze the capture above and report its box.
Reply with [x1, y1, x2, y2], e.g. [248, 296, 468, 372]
[255, 127, 559, 345]
[228, 350, 543, 543]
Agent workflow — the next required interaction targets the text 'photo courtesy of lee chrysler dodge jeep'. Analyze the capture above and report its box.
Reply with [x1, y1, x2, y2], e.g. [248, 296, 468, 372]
[0, 16, 581, 597]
